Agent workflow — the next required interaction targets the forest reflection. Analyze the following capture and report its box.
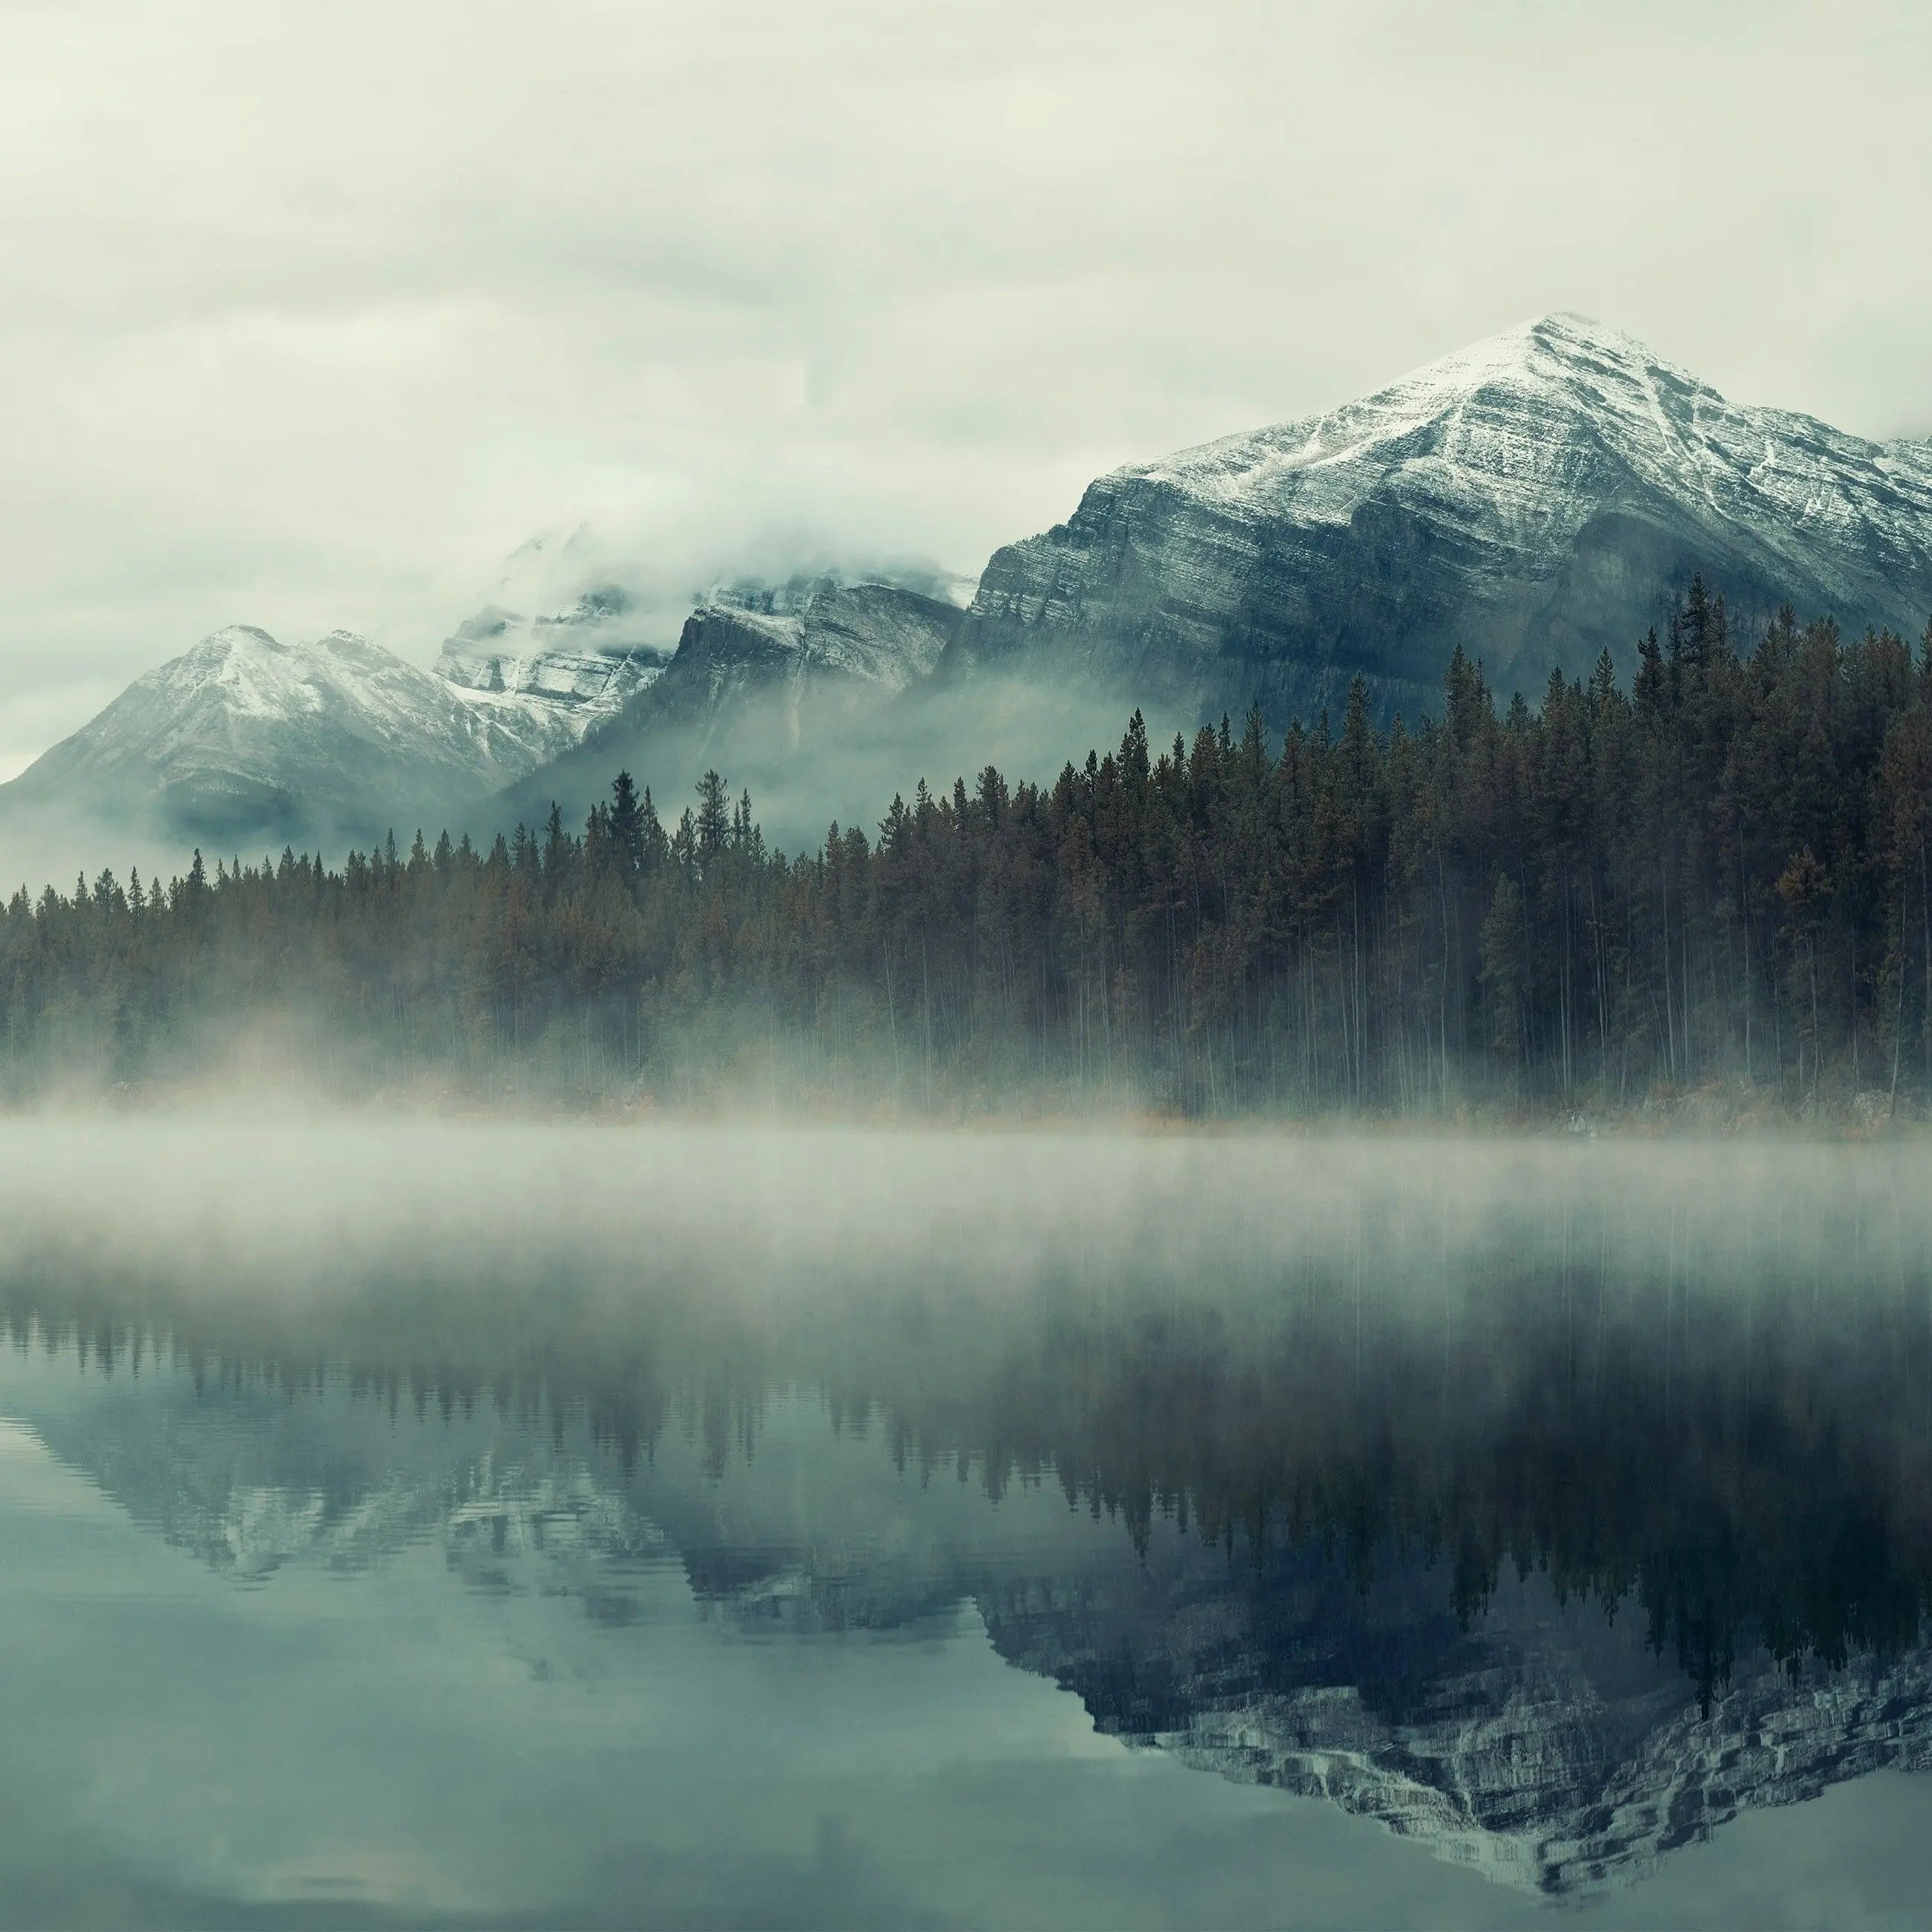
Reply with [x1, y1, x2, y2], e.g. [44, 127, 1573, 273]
[5, 1130, 1929, 1716]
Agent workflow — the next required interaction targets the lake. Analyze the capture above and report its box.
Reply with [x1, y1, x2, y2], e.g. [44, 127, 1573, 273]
[2, 1122, 1930, 1928]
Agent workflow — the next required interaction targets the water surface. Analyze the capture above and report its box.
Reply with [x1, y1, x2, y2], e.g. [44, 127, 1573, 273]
[3, 1124, 1931, 1928]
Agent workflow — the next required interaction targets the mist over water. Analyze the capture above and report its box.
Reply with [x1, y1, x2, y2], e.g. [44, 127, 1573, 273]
[8, 1, 1931, 1919]
[2, 1122, 1931, 1924]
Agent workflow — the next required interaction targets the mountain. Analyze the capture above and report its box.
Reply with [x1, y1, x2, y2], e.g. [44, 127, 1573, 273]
[950, 311, 1932, 725]
[433, 586, 670, 766]
[0, 626, 504, 845]
[493, 577, 962, 837]
[0, 617, 662, 854]
[646, 580, 957, 729]
[501, 315, 1932, 830]
[12, 315, 1932, 867]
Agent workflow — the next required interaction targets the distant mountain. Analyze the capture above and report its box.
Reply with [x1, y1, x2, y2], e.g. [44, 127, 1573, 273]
[11, 315, 1932, 868]
[702, 562, 980, 617]
[0, 617, 662, 853]
[433, 585, 671, 765]
[493, 578, 961, 837]
[950, 312, 1932, 724]
[652, 580, 956, 728]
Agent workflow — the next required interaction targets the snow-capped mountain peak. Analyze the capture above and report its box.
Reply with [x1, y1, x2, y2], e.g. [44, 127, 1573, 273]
[0, 617, 664, 849]
[1132, 311, 1932, 560]
[961, 314, 1932, 728]
[435, 594, 667, 713]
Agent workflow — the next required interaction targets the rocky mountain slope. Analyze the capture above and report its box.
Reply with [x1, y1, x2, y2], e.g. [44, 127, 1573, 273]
[434, 586, 670, 765]
[493, 578, 962, 836]
[951, 311, 1932, 725]
[10, 315, 1932, 866]
[0, 615, 661, 852]
[648, 580, 956, 728]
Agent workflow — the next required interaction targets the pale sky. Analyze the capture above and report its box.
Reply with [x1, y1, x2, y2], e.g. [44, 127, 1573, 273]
[3, 0, 1929, 778]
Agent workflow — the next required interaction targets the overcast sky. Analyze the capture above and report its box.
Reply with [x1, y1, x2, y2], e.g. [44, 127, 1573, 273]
[1, 0, 1928, 777]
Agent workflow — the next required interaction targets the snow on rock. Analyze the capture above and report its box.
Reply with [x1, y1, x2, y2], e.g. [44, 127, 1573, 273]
[957, 311, 1932, 726]
[0, 615, 664, 848]
[1151, 1638, 1932, 1896]
[432, 585, 670, 770]
[600, 578, 957, 748]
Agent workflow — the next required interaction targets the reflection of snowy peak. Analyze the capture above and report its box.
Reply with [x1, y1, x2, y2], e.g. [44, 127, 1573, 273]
[984, 1548, 1932, 1897]
[24, 1352, 1932, 1905]
[1158, 1642, 1932, 1894]
[26, 1375, 666, 1587]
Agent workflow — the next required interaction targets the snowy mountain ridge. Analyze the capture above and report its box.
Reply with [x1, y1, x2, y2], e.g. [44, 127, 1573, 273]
[489, 577, 963, 834]
[957, 311, 1932, 726]
[0, 618, 661, 847]
[1132, 313, 1932, 583]
[433, 585, 671, 766]
[9, 312, 1932, 861]
[437, 575, 668, 688]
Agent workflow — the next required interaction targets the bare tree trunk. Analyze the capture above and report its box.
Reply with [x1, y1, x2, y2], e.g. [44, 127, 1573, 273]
[1923, 836, 1931, 1098]
[1851, 921, 1861, 1098]
[1810, 941, 1821, 1113]
[1740, 832, 1753, 1083]
[1438, 853, 1451, 1112]
[1661, 860, 1676, 1083]
[1892, 866, 1907, 1119]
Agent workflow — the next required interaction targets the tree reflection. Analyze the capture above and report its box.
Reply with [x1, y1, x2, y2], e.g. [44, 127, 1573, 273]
[6, 1178, 1931, 1711]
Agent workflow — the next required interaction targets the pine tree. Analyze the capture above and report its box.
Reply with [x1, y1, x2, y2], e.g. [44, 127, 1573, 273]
[610, 771, 645, 877]
[695, 771, 730, 863]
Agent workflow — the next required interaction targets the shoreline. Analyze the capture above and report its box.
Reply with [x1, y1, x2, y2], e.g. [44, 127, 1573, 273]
[4, 1077, 1928, 1142]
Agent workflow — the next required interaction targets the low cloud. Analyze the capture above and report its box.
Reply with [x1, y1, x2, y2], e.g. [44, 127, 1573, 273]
[3, 0, 1929, 770]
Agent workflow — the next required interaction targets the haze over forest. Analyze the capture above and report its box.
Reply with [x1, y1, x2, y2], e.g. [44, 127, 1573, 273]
[4, 8, 1931, 1127]
[10, 12, 1932, 1929]
[5, 589, 1930, 1122]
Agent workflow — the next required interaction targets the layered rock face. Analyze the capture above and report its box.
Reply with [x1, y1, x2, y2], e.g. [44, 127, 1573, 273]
[0, 614, 667, 852]
[493, 579, 962, 834]
[953, 312, 1932, 726]
[1, 626, 513, 844]
[433, 587, 670, 768]
[626, 580, 956, 737]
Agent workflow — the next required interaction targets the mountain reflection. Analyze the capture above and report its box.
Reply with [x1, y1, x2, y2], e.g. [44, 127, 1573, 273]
[3, 1135, 1930, 1898]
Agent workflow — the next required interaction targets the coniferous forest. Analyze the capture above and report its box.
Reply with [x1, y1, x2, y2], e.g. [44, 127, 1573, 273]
[5, 588, 1932, 1120]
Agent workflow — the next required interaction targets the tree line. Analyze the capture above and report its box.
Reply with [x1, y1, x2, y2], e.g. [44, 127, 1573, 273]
[4, 583, 1931, 1117]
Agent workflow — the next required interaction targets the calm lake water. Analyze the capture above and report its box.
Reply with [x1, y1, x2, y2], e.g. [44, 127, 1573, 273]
[4, 1123, 1932, 1928]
